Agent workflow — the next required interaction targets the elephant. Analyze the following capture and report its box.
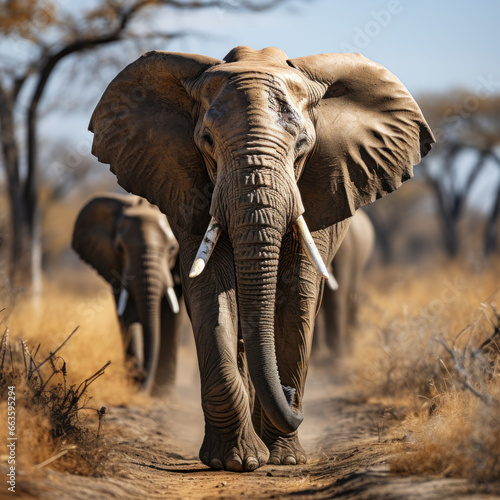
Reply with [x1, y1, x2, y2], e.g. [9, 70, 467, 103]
[72, 193, 183, 395]
[87, 46, 434, 471]
[313, 209, 375, 359]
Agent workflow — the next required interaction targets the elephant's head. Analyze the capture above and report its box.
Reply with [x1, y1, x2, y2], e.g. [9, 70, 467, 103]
[89, 46, 434, 430]
[72, 193, 180, 391]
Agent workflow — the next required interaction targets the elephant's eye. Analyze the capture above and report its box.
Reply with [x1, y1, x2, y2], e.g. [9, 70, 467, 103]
[296, 136, 308, 153]
[202, 131, 214, 149]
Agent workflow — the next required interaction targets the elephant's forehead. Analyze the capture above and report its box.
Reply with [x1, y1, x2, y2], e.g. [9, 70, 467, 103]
[119, 212, 173, 241]
[200, 65, 309, 103]
[222, 46, 289, 65]
[124, 204, 160, 218]
[122, 206, 167, 228]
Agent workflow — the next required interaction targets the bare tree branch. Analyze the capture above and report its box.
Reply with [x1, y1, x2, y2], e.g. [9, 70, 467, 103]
[436, 337, 493, 405]
[0, 0, 296, 288]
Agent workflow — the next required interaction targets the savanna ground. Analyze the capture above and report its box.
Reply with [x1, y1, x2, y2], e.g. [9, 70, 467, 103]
[2, 257, 500, 499]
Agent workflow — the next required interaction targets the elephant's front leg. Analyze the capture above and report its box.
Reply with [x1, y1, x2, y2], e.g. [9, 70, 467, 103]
[180, 233, 269, 472]
[260, 227, 339, 465]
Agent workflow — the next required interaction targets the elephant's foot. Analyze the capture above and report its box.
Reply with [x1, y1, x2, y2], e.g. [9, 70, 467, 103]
[200, 420, 269, 472]
[262, 428, 307, 465]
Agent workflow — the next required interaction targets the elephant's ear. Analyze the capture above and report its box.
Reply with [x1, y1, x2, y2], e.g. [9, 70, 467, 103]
[72, 195, 129, 283]
[289, 53, 435, 231]
[89, 51, 222, 235]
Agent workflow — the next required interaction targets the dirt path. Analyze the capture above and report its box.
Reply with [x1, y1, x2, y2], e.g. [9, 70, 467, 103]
[12, 350, 500, 500]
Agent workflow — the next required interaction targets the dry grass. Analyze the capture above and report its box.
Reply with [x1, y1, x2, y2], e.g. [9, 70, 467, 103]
[390, 303, 500, 480]
[0, 329, 108, 473]
[347, 257, 500, 480]
[0, 268, 150, 476]
[347, 258, 500, 399]
[4, 272, 137, 406]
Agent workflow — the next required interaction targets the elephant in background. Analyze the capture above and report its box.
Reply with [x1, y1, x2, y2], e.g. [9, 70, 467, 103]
[88, 46, 434, 471]
[314, 210, 375, 359]
[72, 193, 183, 395]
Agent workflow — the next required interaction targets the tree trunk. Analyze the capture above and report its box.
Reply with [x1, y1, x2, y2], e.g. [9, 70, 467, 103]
[485, 181, 500, 255]
[0, 86, 36, 291]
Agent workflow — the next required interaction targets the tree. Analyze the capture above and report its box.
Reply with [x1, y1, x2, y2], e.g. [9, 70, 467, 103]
[0, 0, 289, 293]
[418, 92, 500, 257]
[484, 149, 500, 254]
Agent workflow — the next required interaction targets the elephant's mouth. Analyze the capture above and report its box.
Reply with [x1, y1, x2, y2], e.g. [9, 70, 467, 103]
[116, 284, 180, 317]
[188, 214, 329, 280]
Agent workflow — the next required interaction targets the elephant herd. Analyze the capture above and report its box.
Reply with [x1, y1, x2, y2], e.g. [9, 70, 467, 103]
[73, 46, 433, 472]
[72, 194, 374, 393]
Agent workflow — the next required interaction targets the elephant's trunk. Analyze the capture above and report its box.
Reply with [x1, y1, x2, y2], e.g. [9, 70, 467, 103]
[128, 247, 163, 393]
[233, 225, 303, 433]
[216, 159, 304, 434]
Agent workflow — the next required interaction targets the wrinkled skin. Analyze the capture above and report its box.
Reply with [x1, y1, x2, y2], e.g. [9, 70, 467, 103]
[88, 46, 434, 471]
[314, 210, 375, 358]
[72, 194, 183, 395]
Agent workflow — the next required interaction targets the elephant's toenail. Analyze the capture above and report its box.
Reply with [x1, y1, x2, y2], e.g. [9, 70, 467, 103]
[298, 455, 307, 464]
[210, 458, 223, 470]
[283, 456, 297, 465]
[245, 458, 259, 471]
[226, 457, 243, 472]
[268, 456, 280, 465]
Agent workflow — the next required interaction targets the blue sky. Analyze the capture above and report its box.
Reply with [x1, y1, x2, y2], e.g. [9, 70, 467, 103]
[40, 0, 500, 140]
[40, 0, 500, 138]
[36, 0, 500, 208]
[113, 0, 500, 213]
[154, 0, 500, 95]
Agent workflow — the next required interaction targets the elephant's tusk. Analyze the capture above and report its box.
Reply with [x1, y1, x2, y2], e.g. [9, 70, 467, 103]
[327, 273, 339, 291]
[293, 215, 330, 280]
[117, 287, 129, 316]
[166, 287, 180, 314]
[189, 217, 222, 278]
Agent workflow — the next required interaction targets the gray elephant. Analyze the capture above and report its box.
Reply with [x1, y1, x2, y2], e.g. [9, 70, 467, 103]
[314, 210, 375, 358]
[87, 46, 434, 471]
[72, 193, 183, 394]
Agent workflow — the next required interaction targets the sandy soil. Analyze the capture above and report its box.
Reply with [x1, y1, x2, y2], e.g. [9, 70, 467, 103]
[9, 345, 500, 500]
